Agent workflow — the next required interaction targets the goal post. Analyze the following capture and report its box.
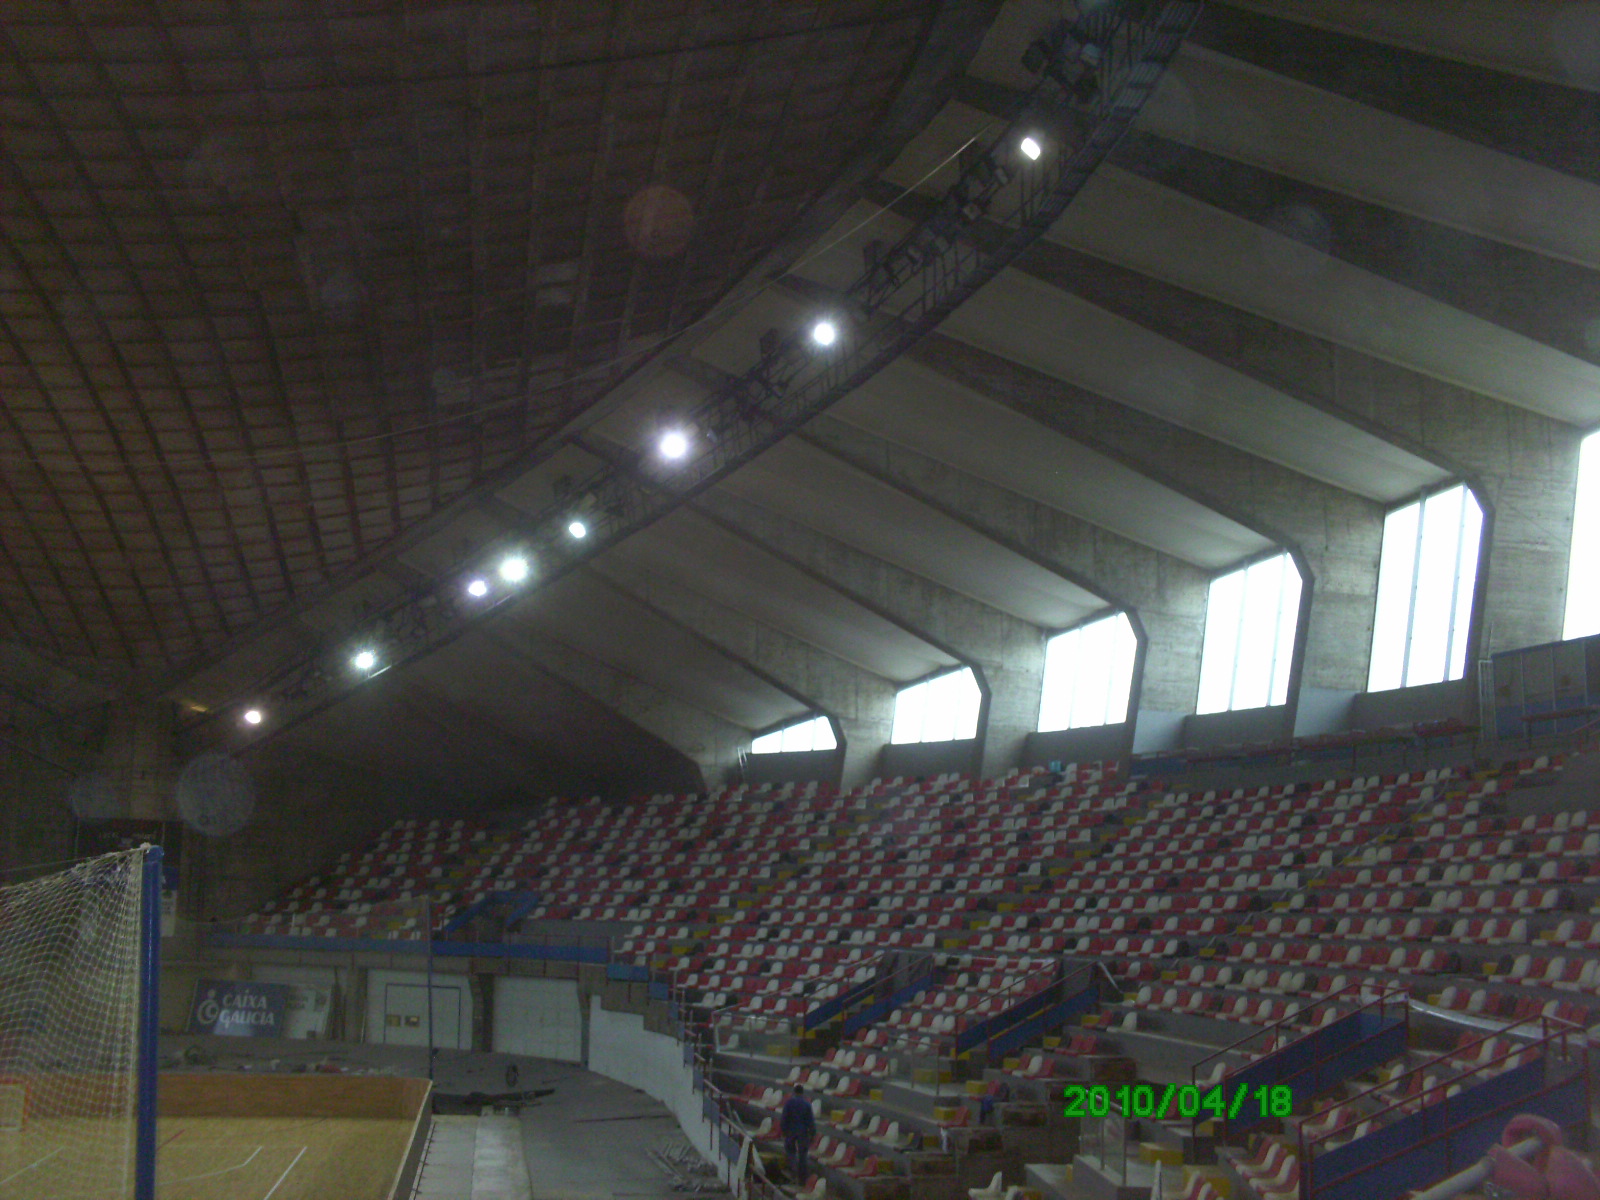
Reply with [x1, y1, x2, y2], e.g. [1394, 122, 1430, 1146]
[135, 844, 161, 1200]
[0, 845, 161, 1199]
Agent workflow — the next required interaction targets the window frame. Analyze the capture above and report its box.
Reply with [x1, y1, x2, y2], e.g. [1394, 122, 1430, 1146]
[747, 714, 839, 756]
[1196, 551, 1304, 715]
[890, 666, 984, 745]
[1367, 481, 1483, 693]
[1037, 611, 1139, 733]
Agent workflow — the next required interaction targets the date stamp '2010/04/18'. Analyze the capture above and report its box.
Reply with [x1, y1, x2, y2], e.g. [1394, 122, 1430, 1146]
[1064, 1083, 1294, 1121]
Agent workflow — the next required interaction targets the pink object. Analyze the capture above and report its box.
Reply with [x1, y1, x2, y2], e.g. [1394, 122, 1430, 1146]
[1487, 1115, 1600, 1200]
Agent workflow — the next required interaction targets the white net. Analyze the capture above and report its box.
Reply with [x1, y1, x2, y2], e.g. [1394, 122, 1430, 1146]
[0, 849, 147, 1199]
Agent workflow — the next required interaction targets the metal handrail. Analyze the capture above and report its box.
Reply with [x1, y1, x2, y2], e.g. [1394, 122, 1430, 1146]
[1306, 1016, 1577, 1149]
[1304, 1023, 1588, 1200]
[1190, 981, 1406, 1084]
[900, 954, 1066, 1059]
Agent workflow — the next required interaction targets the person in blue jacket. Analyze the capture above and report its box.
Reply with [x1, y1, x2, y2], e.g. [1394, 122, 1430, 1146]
[780, 1084, 817, 1182]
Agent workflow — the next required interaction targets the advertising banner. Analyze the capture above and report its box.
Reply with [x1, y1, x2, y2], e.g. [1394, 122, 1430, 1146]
[190, 979, 292, 1037]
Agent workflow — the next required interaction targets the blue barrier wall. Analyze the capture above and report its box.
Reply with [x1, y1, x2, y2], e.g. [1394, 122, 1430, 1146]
[1313, 1060, 1585, 1200]
[840, 967, 940, 1038]
[957, 979, 1095, 1055]
[1226, 1010, 1404, 1131]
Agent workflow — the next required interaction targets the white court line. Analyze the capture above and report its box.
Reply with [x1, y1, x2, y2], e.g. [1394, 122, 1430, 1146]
[0, 1146, 63, 1187]
[261, 1144, 307, 1200]
[162, 1144, 262, 1184]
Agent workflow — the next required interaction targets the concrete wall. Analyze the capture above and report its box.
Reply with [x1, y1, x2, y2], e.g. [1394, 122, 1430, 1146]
[193, 743, 405, 921]
[743, 748, 842, 787]
[878, 737, 981, 781]
[1350, 679, 1475, 731]
[1023, 723, 1131, 769]
[1182, 705, 1290, 750]
[0, 749, 74, 874]
[587, 997, 732, 1187]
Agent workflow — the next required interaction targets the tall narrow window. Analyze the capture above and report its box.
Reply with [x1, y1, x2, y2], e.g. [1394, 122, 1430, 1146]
[1196, 553, 1302, 714]
[1368, 483, 1483, 691]
[1038, 613, 1138, 732]
[750, 715, 837, 755]
[1564, 431, 1600, 640]
[891, 668, 982, 744]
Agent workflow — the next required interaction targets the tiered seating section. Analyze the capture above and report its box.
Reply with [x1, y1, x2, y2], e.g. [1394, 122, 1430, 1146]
[235, 747, 1600, 1200]
[242, 817, 488, 938]
[241, 754, 1599, 1040]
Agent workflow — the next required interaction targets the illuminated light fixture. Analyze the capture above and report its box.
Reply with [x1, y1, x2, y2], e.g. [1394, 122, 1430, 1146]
[810, 318, 838, 348]
[567, 518, 589, 540]
[351, 649, 378, 672]
[658, 429, 690, 460]
[498, 555, 529, 583]
[466, 577, 489, 599]
[1020, 135, 1042, 161]
[242, 708, 263, 726]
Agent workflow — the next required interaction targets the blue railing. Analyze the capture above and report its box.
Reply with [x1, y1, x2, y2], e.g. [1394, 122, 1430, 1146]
[206, 930, 608, 962]
[956, 970, 1096, 1056]
[803, 973, 881, 1031]
[440, 889, 541, 933]
[840, 966, 942, 1038]
[985, 987, 1100, 1060]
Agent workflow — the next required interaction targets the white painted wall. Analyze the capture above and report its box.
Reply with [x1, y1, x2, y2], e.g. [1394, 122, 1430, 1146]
[587, 997, 734, 1188]
[365, 969, 472, 1049]
[251, 965, 338, 1039]
[492, 978, 582, 1062]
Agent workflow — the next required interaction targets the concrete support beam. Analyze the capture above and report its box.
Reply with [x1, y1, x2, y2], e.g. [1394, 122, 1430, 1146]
[1111, 130, 1600, 369]
[481, 623, 748, 791]
[800, 416, 1211, 716]
[590, 563, 897, 787]
[696, 491, 1047, 780]
[1021, 242, 1585, 655]
[1193, 5, 1600, 184]
[912, 333, 1387, 704]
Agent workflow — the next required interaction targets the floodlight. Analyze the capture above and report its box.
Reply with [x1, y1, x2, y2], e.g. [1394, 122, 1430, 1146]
[351, 649, 377, 671]
[242, 708, 263, 726]
[466, 578, 489, 598]
[499, 555, 529, 583]
[811, 319, 838, 347]
[658, 429, 690, 460]
[567, 519, 589, 540]
[1020, 136, 1042, 161]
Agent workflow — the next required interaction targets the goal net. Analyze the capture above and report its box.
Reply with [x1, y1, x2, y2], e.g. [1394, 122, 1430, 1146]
[0, 848, 154, 1198]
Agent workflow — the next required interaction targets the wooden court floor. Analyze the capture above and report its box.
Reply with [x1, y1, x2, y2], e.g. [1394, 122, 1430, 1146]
[0, 1114, 415, 1199]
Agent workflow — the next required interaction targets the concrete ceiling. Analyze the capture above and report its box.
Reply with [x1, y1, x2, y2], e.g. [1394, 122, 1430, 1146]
[829, 361, 1270, 569]
[5, 0, 1596, 792]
